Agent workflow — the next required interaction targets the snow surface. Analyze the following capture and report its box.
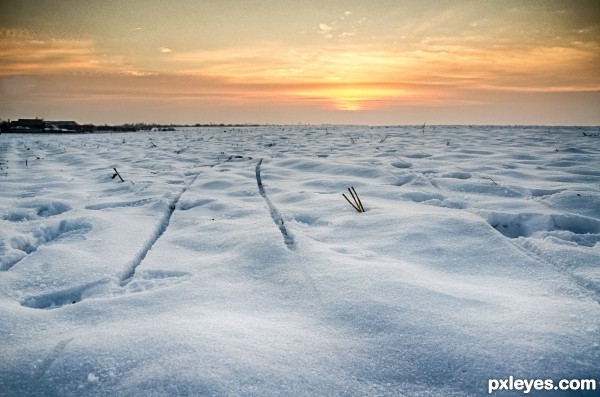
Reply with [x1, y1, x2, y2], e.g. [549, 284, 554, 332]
[0, 126, 599, 396]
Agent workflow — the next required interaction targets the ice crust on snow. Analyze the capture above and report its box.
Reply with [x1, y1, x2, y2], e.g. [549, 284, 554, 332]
[0, 125, 599, 396]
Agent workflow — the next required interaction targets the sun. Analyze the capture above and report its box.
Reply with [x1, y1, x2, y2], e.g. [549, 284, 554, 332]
[292, 84, 409, 111]
[335, 100, 363, 111]
[330, 87, 372, 111]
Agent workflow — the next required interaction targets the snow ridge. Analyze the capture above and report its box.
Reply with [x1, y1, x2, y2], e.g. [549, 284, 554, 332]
[255, 158, 294, 250]
[21, 279, 110, 309]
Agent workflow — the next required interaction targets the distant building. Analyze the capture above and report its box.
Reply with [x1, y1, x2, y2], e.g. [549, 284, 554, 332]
[10, 118, 45, 133]
[9, 118, 81, 133]
[45, 120, 80, 132]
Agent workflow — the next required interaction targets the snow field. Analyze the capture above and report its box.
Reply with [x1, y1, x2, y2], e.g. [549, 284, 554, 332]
[1, 125, 599, 396]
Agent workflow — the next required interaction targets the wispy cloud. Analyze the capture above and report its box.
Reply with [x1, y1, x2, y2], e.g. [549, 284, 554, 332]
[0, 29, 164, 77]
[318, 24, 333, 33]
[338, 32, 356, 39]
[318, 23, 334, 39]
[0, 33, 92, 74]
[165, 39, 600, 90]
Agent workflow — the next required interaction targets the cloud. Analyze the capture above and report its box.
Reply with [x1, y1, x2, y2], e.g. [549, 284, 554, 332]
[318, 24, 333, 34]
[0, 30, 146, 76]
[163, 39, 600, 96]
[0, 35, 99, 75]
[2, 24, 597, 118]
[318, 23, 334, 39]
[3, 27, 597, 95]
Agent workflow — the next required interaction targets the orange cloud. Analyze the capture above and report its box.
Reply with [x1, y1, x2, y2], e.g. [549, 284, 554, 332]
[0, 29, 143, 76]
[163, 40, 599, 110]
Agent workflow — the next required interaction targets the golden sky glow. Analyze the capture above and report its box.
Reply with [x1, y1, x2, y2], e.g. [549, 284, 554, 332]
[0, 0, 599, 124]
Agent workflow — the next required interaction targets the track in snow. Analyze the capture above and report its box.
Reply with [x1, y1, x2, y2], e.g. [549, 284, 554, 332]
[255, 159, 294, 250]
[119, 172, 201, 286]
[33, 337, 73, 380]
[2, 219, 93, 271]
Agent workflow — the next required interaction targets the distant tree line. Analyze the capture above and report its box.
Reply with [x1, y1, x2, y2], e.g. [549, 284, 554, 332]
[0, 120, 261, 134]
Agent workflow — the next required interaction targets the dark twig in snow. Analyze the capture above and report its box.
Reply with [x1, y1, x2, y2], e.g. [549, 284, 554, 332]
[112, 168, 125, 182]
[343, 187, 365, 213]
[482, 176, 498, 186]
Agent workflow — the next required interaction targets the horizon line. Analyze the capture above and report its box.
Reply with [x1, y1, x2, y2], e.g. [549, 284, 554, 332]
[3, 118, 599, 129]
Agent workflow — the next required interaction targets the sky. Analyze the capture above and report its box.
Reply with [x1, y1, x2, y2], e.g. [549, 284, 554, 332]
[0, 0, 599, 125]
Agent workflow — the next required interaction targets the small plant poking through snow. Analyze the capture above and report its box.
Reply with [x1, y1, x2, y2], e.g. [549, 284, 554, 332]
[343, 187, 365, 213]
